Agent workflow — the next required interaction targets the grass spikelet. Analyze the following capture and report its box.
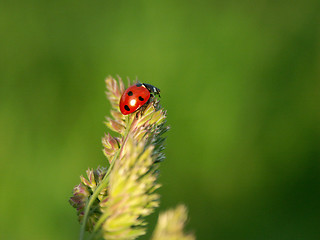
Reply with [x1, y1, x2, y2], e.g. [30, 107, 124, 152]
[105, 76, 126, 134]
[69, 76, 195, 240]
[69, 167, 107, 232]
[151, 205, 195, 240]
[99, 137, 161, 239]
[105, 76, 125, 109]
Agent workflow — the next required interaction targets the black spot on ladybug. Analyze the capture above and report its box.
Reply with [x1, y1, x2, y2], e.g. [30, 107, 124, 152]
[136, 83, 142, 87]
[127, 91, 133, 96]
[124, 105, 130, 111]
[139, 96, 144, 101]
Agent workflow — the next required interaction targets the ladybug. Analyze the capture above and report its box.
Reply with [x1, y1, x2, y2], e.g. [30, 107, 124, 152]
[119, 83, 161, 115]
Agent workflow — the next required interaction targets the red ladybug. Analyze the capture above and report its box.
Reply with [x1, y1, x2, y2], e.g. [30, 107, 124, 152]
[119, 83, 161, 115]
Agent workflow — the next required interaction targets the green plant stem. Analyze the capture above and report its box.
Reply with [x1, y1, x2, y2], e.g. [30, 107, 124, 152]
[79, 155, 116, 240]
[79, 115, 133, 240]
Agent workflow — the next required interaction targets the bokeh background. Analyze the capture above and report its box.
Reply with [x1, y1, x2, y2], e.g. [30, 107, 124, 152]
[1, 1, 320, 239]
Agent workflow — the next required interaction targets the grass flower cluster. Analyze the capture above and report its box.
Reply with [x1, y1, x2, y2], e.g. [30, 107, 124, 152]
[70, 76, 195, 240]
[151, 205, 195, 240]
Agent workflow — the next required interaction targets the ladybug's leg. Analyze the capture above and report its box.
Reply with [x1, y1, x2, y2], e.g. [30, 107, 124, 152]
[136, 95, 153, 118]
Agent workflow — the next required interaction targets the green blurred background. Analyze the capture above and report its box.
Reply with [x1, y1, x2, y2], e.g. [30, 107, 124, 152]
[1, 0, 320, 239]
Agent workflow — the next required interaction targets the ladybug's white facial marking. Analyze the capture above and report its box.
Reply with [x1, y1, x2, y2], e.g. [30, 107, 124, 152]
[130, 99, 137, 106]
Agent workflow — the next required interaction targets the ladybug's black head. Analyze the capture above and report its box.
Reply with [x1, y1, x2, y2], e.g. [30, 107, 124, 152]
[142, 83, 161, 97]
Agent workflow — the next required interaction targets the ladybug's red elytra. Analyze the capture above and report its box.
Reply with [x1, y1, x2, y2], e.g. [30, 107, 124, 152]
[119, 83, 160, 115]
